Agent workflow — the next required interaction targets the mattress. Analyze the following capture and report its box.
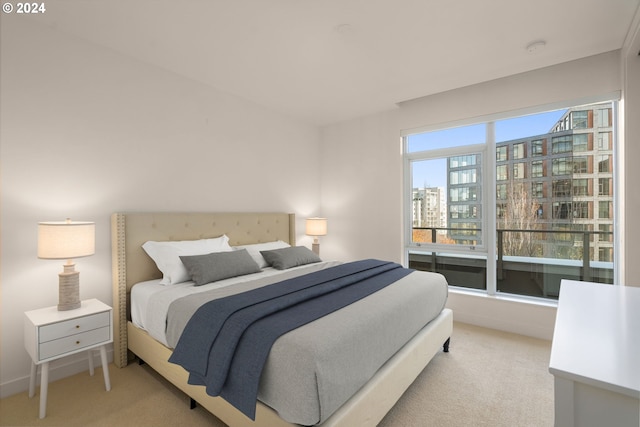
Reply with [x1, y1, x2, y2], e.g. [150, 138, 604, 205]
[130, 261, 448, 425]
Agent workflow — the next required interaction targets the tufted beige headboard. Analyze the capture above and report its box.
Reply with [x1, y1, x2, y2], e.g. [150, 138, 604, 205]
[110, 212, 296, 367]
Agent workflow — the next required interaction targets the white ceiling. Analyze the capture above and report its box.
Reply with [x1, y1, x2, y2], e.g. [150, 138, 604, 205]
[29, 0, 640, 126]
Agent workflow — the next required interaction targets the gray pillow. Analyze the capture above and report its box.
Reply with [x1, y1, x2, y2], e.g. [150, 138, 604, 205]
[180, 249, 261, 286]
[260, 246, 321, 270]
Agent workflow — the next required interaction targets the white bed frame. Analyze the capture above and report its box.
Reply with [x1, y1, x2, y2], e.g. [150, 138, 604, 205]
[111, 212, 453, 427]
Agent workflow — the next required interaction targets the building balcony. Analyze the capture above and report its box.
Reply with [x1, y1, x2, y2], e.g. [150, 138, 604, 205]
[409, 227, 613, 300]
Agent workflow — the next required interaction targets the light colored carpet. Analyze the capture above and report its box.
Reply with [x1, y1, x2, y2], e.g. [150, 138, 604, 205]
[0, 322, 554, 427]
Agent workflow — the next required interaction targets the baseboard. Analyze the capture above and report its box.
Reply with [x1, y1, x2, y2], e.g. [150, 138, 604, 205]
[0, 347, 113, 399]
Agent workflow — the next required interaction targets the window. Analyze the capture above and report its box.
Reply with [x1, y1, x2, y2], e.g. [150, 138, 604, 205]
[450, 205, 477, 219]
[513, 162, 525, 179]
[553, 157, 572, 175]
[496, 146, 507, 161]
[599, 247, 613, 262]
[598, 132, 611, 150]
[532, 182, 544, 198]
[573, 134, 588, 152]
[597, 108, 611, 127]
[404, 100, 617, 300]
[497, 165, 507, 181]
[599, 201, 611, 219]
[598, 155, 610, 172]
[572, 156, 588, 174]
[553, 179, 572, 197]
[407, 124, 484, 249]
[553, 202, 572, 219]
[573, 178, 589, 196]
[599, 178, 610, 196]
[531, 139, 544, 156]
[571, 111, 588, 129]
[531, 161, 544, 178]
[451, 186, 477, 202]
[552, 136, 572, 153]
[407, 123, 485, 152]
[450, 155, 478, 168]
[599, 224, 613, 243]
[573, 201, 589, 219]
[450, 169, 477, 185]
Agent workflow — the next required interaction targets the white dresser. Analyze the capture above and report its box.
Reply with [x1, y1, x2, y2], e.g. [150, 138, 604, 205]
[549, 280, 640, 427]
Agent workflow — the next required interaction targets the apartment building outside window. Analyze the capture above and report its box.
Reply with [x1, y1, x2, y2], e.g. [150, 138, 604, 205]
[553, 158, 572, 175]
[598, 132, 611, 149]
[599, 178, 611, 195]
[404, 100, 617, 300]
[497, 165, 507, 181]
[598, 155, 610, 172]
[573, 178, 589, 196]
[553, 179, 572, 197]
[532, 139, 545, 156]
[571, 111, 588, 129]
[497, 146, 508, 161]
[573, 156, 589, 173]
[532, 182, 544, 198]
[573, 134, 588, 152]
[552, 136, 572, 153]
[531, 160, 544, 178]
[513, 162, 525, 179]
[497, 184, 507, 200]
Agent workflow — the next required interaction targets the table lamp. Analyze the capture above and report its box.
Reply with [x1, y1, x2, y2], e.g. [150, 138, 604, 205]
[38, 219, 95, 311]
[305, 217, 327, 256]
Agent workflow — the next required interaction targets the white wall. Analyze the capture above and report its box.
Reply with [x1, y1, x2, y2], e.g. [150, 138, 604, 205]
[319, 110, 403, 263]
[0, 19, 321, 397]
[319, 50, 633, 340]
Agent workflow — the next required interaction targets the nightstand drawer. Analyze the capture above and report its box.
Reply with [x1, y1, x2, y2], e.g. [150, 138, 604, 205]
[39, 326, 110, 360]
[39, 312, 110, 343]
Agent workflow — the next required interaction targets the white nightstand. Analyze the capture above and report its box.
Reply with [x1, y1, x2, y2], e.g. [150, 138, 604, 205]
[24, 298, 113, 419]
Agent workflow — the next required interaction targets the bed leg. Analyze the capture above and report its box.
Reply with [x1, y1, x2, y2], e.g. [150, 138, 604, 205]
[443, 338, 450, 353]
[190, 398, 197, 410]
[138, 358, 146, 366]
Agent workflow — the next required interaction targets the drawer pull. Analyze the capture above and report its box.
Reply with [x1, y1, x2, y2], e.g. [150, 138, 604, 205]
[76, 325, 80, 329]
[76, 341, 80, 345]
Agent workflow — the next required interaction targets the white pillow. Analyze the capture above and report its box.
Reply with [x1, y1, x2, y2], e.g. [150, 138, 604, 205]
[142, 236, 232, 285]
[233, 240, 290, 268]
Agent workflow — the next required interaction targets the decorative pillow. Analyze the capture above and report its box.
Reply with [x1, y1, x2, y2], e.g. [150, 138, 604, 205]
[180, 249, 261, 286]
[142, 236, 232, 285]
[260, 246, 321, 270]
[233, 240, 291, 268]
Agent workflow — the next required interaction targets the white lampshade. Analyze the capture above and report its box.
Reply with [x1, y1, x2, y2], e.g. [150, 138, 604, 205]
[38, 220, 95, 259]
[305, 217, 327, 237]
[38, 219, 95, 311]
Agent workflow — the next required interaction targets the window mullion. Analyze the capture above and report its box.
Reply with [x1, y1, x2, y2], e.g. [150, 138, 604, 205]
[486, 122, 497, 295]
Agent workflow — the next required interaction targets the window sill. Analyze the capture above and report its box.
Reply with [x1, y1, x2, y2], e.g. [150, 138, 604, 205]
[448, 285, 558, 308]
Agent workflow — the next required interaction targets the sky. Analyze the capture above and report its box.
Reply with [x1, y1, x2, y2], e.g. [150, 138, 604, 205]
[409, 109, 567, 188]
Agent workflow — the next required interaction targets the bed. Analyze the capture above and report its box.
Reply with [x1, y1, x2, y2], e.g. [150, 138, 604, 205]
[111, 212, 453, 427]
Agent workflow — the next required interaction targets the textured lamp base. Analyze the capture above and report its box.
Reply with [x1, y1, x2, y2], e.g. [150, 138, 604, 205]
[58, 263, 81, 311]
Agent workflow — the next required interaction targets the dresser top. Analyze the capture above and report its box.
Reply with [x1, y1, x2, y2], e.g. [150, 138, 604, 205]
[549, 280, 640, 398]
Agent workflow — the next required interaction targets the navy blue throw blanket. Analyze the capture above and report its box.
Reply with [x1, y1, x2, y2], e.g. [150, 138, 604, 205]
[168, 259, 413, 420]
